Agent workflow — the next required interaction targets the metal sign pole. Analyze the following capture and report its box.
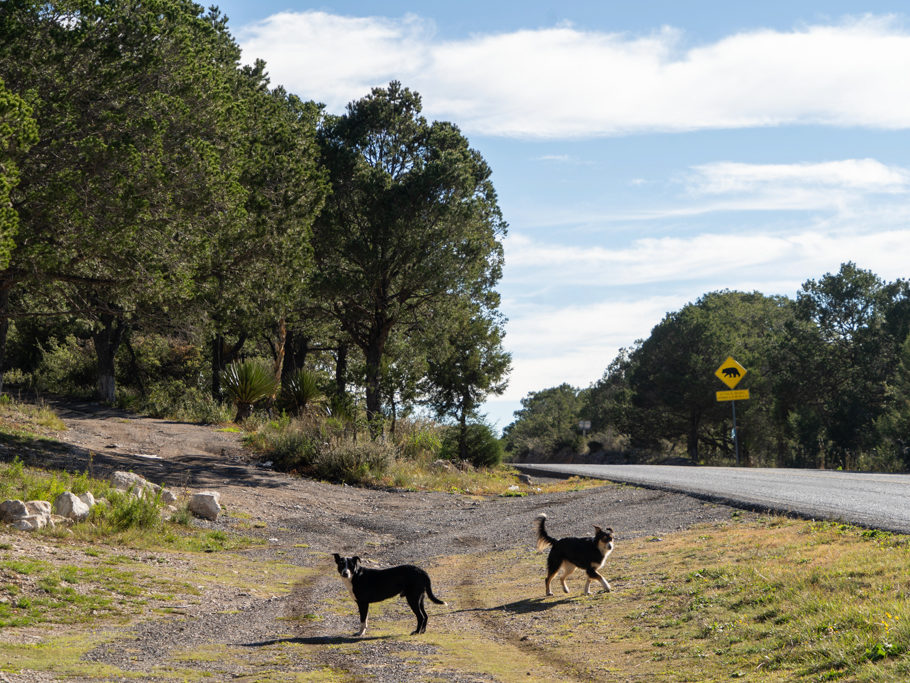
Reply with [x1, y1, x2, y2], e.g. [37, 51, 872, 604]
[731, 399, 740, 467]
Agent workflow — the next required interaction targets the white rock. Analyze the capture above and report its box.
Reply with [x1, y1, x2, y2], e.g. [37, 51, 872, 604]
[160, 489, 178, 505]
[188, 491, 221, 521]
[12, 515, 47, 531]
[54, 492, 91, 521]
[26, 499, 52, 516]
[0, 499, 28, 522]
[110, 471, 158, 498]
[78, 492, 96, 508]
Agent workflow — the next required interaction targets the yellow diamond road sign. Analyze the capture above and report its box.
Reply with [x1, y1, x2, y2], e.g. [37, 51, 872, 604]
[715, 356, 746, 389]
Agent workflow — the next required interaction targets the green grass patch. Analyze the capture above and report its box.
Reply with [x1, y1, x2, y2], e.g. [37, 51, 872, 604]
[290, 519, 910, 681]
[422, 519, 910, 681]
[0, 396, 66, 437]
[0, 456, 260, 553]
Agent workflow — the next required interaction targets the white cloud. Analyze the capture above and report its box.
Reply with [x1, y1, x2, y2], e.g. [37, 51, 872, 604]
[504, 224, 910, 290]
[500, 296, 684, 400]
[688, 159, 910, 196]
[237, 12, 910, 137]
[497, 224, 910, 402]
[236, 11, 434, 110]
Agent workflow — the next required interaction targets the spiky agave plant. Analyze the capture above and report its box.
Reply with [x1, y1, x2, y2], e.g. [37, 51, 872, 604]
[282, 368, 322, 415]
[221, 360, 278, 423]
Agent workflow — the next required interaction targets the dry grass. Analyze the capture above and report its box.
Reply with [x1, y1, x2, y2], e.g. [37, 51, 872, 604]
[299, 518, 910, 681]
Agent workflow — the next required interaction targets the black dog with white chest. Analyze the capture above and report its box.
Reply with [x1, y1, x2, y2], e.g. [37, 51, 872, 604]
[333, 554, 446, 636]
[535, 514, 614, 596]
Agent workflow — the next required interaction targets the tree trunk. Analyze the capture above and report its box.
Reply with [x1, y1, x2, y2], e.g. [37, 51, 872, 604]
[211, 334, 223, 399]
[234, 402, 253, 423]
[364, 340, 384, 438]
[211, 332, 246, 400]
[92, 311, 126, 403]
[271, 318, 286, 402]
[282, 330, 310, 383]
[458, 410, 468, 461]
[334, 341, 348, 397]
[686, 414, 700, 462]
[0, 287, 9, 397]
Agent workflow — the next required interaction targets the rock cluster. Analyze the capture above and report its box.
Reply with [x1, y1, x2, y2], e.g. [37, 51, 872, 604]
[1, 470, 223, 531]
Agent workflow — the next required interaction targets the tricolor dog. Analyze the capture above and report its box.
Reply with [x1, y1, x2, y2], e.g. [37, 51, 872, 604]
[535, 514, 614, 596]
[333, 554, 446, 636]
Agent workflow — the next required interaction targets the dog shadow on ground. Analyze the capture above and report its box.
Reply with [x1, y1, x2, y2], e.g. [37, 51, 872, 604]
[242, 634, 396, 647]
[450, 596, 575, 616]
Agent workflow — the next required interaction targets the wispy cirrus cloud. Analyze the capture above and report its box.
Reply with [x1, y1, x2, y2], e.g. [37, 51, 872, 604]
[237, 12, 910, 137]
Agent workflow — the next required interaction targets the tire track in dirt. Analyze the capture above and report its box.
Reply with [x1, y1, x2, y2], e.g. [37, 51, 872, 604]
[444, 553, 595, 682]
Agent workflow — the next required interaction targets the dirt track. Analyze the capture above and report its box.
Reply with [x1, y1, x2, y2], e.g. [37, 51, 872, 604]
[1, 400, 748, 681]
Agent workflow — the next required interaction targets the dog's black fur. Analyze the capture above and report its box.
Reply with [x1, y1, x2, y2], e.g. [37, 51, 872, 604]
[535, 514, 614, 596]
[333, 554, 446, 636]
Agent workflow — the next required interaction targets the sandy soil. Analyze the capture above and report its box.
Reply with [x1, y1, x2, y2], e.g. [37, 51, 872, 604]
[0, 399, 747, 682]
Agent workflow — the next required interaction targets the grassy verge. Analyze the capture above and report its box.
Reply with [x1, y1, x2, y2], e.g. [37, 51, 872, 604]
[291, 518, 910, 682]
[0, 395, 65, 438]
[0, 552, 312, 679]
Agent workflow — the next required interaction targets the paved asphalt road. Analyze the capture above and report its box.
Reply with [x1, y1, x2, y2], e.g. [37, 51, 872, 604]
[514, 463, 910, 533]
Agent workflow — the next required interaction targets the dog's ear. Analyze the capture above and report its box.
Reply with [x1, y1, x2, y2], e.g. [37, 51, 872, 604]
[333, 553, 341, 562]
[351, 556, 360, 567]
[594, 525, 603, 534]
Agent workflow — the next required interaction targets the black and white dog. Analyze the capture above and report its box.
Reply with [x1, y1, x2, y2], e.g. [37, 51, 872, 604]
[535, 514, 614, 596]
[333, 554, 447, 636]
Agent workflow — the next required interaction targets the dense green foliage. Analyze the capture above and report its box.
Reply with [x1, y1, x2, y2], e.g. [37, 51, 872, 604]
[312, 81, 508, 434]
[0, 77, 37, 271]
[505, 263, 910, 471]
[0, 1, 509, 452]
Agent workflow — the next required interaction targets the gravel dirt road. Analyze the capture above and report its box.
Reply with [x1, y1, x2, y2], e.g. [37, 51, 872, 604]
[0, 400, 749, 681]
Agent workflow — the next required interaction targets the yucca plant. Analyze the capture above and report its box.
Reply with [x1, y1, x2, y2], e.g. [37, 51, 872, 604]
[282, 368, 322, 415]
[221, 360, 278, 423]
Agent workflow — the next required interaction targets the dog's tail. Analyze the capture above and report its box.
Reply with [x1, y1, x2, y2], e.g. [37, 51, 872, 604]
[536, 513, 556, 551]
[426, 579, 447, 606]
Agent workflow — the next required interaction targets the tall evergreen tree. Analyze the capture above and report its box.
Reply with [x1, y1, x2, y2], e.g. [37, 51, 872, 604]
[0, 0, 247, 401]
[312, 81, 507, 433]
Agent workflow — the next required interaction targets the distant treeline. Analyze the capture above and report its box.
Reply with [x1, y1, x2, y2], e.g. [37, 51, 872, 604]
[0, 1, 509, 453]
[504, 263, 910, 472]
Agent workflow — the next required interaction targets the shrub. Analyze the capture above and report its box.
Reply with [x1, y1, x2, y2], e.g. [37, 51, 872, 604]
[281, 369, 322, 415]
[3, 367, 31, 387]
[260, 428, 319, 472]
[397, 422, 443, 462]
[440, 422, 504, 468]
[118, 381, 231, 424]
[221, 360, 278, 422]
[104, 490, 162, 531]
[33, 335, 96, 396]
[327, 392, 357, 423]
[116, 335, 206, 391]
[314, 440, 393, 484]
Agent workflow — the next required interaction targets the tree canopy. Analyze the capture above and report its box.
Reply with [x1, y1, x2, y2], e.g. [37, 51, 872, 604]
[312, 81, 507, 431]
[504, 265, 910, 472]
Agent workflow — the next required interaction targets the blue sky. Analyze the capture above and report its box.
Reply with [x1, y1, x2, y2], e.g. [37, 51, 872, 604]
[214, 1, 910, 430]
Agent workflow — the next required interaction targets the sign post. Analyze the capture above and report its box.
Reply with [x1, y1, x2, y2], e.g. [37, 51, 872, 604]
[714, 357, 748, 466]
[578, 420, 591, 438]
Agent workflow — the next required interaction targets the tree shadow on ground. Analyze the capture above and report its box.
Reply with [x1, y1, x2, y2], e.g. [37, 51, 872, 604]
[0, 430, 287, 491]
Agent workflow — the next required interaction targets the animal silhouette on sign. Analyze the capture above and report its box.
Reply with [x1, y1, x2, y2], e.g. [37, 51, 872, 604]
[721, 367, 741, 378]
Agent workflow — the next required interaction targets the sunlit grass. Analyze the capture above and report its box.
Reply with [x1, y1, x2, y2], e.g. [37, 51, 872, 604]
[0, 395, 65, 437]
[421, 518, 910, 681]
